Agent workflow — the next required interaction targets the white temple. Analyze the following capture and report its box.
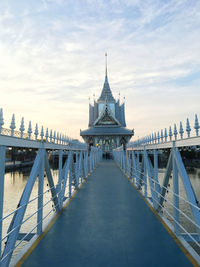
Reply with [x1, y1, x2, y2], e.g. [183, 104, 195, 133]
[80, 54, 134, 151]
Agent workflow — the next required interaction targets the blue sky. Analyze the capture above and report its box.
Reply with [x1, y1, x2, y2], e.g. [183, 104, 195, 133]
[0, 0, 200, 140]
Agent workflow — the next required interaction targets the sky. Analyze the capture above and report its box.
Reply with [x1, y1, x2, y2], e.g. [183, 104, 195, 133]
[0, 0, 200, 141]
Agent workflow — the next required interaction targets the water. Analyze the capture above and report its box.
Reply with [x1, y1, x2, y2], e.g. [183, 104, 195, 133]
[2, 166, 60, 259]
[157, 168, 200, 234]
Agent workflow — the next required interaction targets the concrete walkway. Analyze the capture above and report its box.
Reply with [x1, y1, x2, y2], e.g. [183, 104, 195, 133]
[22, 160, 193, 267]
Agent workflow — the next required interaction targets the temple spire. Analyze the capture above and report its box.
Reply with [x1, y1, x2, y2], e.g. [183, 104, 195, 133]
[105, 52, 108, 81]
[98, 53, 115, 103]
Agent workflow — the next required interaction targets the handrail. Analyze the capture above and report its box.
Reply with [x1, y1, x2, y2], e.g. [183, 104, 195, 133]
[113, 147, 200, 261]
[127, 114, 200, 149]
[0, 123, 102, 267]
[135, 167, 200, 212]
[133, 174, 200, 232]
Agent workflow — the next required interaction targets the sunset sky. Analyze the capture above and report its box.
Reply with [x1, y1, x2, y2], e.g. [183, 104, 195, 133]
[0, 0, 200, 141]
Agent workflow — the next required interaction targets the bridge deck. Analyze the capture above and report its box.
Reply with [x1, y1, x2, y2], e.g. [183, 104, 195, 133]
[21, 160, 193, 267]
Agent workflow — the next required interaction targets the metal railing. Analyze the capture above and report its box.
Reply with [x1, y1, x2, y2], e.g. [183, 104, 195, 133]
[0, 109, 102, 267]
[114, 115, 200, 264]
[128, 114, 200, 149]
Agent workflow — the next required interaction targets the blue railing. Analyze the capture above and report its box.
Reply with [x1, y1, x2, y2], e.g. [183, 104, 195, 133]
[0, 109, 102, 267]
[114, 115, 200, 264]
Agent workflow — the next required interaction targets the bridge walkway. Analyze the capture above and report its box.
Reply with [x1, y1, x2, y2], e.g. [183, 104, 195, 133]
[20, 160, 193, 267]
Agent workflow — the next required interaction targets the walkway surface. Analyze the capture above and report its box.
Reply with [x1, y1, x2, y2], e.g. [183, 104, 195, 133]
[22, 160, 193, 267]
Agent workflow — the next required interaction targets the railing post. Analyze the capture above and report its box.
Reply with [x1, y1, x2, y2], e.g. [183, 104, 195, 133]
[79, 151, 83, 184]
[0, 146, 6, 259]
[57, 149, 63, 208]
[94, 149, 96, 168]
[75, 152, 79, 187]
[85, 151, 88, 176]
[143, 150, 147, 197]
[126, 151, 129, 176]
[173, 142, 180, 235]
[75, 152, 79, 180]
[123, 151, 126, 171]
[82, 151, 86, 179]
[131, 151, 133, 181]
[92, 150, 95, 169]
[153, 150, 160, 201]
[69, 152, 73, 198]
[37, 147, 45, 235]
[136, 151, 140, 187]
[132, 151, 137, 186]
[89, 151, 92, 173]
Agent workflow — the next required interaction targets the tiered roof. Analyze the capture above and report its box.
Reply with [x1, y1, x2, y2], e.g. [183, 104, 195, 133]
[98, 75, 115, 103]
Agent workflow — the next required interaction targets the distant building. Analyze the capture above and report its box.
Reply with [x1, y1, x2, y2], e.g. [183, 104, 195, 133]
[80, 54, 134, 151]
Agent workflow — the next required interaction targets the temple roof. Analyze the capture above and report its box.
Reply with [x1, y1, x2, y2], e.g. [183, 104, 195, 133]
[98, 75, 115, 102]
[98, 53, 115, 103]
[80, 126, 133, 136]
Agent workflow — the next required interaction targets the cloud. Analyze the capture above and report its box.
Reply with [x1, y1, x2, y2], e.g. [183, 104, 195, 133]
[0, 0, 200, 140]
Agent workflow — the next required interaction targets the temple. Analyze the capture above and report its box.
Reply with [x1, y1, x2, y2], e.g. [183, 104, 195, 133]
[80, 54, 134, 151]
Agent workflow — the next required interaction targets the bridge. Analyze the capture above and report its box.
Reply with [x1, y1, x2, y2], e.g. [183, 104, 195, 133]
[0, 109, 200, 266]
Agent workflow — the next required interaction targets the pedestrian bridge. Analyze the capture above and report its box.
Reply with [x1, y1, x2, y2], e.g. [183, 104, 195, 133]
[18, 160, 193, 267]
[0, 110, 200, 266]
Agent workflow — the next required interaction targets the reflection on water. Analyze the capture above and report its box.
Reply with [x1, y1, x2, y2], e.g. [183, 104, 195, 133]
[3, 167, 59, 217]
[2, 167, 59, 258]
[157, 168, 200, 235]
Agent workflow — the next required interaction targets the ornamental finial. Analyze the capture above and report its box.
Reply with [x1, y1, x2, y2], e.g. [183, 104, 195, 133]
[105, 52, 107, 78]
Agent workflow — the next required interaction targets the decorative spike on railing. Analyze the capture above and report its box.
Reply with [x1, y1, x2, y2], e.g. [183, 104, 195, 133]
[0, 110, 85, 147]
[40, 126, 44, 140]
[179, 121, 184, 139]
[49, 129, 53, 142]
[53, 131, 56, 143]
[0, 108, 4, 134]
[34, 123, 38, 140]
[161, 129, 163, 142]
[186, 118, 191, 138]
[57, 132, 59, 144]
[152, 133, 154, 143]
[194, 114, 199, 136]
[128, 114, 200, 148]
[157, 131, 160, 143]
[19, 117, 25, 138]
[28, 121, 32, 139]
[45, 128, 49, 142]
[10, 114, 16, 137]
[169, 126, 172, 141]
[164, 128, 167, 142]
[174, 124, 177, 140]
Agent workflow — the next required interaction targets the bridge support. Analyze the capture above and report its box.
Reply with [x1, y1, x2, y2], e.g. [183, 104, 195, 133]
[172, 142, 180, 235]
[37, 148, 45, 235]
